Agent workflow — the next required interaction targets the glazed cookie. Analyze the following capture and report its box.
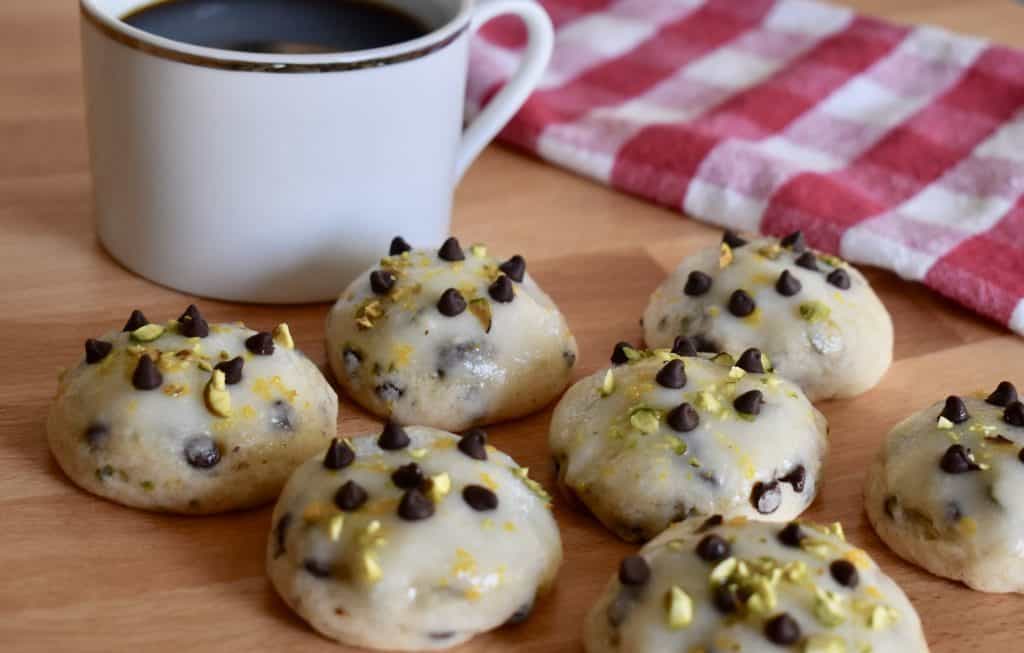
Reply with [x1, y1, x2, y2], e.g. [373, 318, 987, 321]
[643, 231, 892, 401]
[865, 382, 1024, 592]
[267, 424, 561, 650]
[325, 236, 577, 431]
[47, 306, 338, 513]
[549, 343, 827, 542]
[585, 518, 929, 653]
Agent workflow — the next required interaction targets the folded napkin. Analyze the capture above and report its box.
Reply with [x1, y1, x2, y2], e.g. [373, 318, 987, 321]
[469, 0, 1024, 336]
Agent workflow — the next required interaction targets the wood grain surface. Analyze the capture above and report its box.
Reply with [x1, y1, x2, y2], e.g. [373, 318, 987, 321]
[2, 1, 1023, 651]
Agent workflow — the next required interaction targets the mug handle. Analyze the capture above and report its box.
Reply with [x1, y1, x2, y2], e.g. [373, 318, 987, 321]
[455, 0, 554, 181]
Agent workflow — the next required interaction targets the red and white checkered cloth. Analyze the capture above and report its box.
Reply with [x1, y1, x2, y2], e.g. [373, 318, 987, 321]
[468, 0, 1024, 336]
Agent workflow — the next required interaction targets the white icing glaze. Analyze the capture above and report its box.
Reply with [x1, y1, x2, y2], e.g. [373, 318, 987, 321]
[325, 243, 576, 431]
[550, 349, 827, 541]
[866, 389, 1024, 592]
[585, 519, 930, 653]
[47, 318, 337, 513]
[266, 426, 562, 650]
[643, 236, 892, 400]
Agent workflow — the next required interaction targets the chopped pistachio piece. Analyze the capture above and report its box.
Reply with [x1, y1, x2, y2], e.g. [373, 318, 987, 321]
[719, 243, 734, 268]
[695, 390, 721, 413]
[804, 634, 847, 653]
[867, 604, 899, 630]
[197, 360, 213, 372]
[468, 243, 487, 257]
[203, 369, 232, 418]
[629, 407, 660, 435]
[728, 366, 746, 380]
[327, 514, 345, 541]
[599, 370, 616, 397]
[709, 557, 737, 585]
[799, 301, 832, 323]
[711, 352, 735, 368]
[272, 323, 294, 349]
[361, 553, 382, 583]
[131, 323, 165, 342]
[937, 416, 954, 430]
[814, 588, 847, 627]
[664, 585, 694, 629]
[429, 472, 452, 503]
[757, 243, 783, 260]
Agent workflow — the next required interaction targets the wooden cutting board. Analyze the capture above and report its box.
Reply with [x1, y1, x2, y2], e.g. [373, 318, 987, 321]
[2, 1, 1023, 651]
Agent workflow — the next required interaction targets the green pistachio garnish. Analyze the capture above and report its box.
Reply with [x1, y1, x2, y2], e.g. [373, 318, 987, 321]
[510, 466, 551, 504]
[670, 437, 688, 456]
[688, 458, 702, 468]
[814, 588, 847, 627]
[803, 634, 847, 653]
[719, 243, 734, 268]
[867, 604, 899, 630]
[272, 323, 294, 349]
[800, 538, 833, 558]
[468, 243, 487, 258]
[665, 585, 693, 629]
[623, 346, 645, 362]
[937, 416, 954, 430]
[799, 301, 832, 323]
[327, 514, 345, 542]
[819, 254, 845, 268]
[824, 522, 845, 541]
[599, 370, 615, 397]
[468, 298, 492, 333]
[709, 557, 738, 585]
[197, 360, 213, 372]
[744, 577, 777, 615]
[131, 323, 165, 342]
[728, 366, 746, 380]
[712, 352, 735, 368]
[695, 390, 722, 413]
[203, 369, 232, 418]
[629, 406, 660, 435]
[428, 472, 451, 503]
[757, 244, 783, 260]
[782, 560, 808, 582]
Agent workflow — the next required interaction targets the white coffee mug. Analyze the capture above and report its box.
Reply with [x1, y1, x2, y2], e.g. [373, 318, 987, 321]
[80, 0, 553, 302]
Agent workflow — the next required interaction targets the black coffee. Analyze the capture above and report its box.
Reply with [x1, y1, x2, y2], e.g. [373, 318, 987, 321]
[122, 0, 431, 54]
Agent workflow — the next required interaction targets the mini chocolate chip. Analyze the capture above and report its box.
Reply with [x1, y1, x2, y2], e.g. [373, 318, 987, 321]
[941, 395, 970, 423]
[713, 584, 739, 614]
[269, 400, 294, 431]
[438, 237, 465, 261]
[945, 500, 963, 522]
[684, 270, 712, 296]
[375, 382, 404, 403]
[245, 332, 275, 355]
[131, 354, 162, 390]
[727, 289, 756, 317]
[826, 268, 851, 290]
[734, 390, 763, 416]
[696, 534, 730, 562]
[84, 338, 113, 364]
[940, 444, 981, 474]
[177, 304, 209, 337]
[389, 236, 412, 255]
[369, 270, 396, 295]
[323, 438, 355, 470]
[303, 559, 331, 578]
[85, 422, 109, 447]
[463, 484, 498, 511]
[1005, 401, 1024, 427]
[671, 336, 698, 357]
[1019, 448, 1024, 464]
[781, 465, 806, 493]
[437, 288, 467, 316]
[611, 341, 633, 365]
[780, 230, 806, 252]
[273, 512, 292, 558]
[987, 381, 1018, 407]
[775, 269, 802, 296]
[795, 251, 819, 271]
[656, 359, 686, 389]
[122, 309, 149, 332]
[697, 515, 723, 533]
[777, 522, 804, 547]
[829, 559, 859, 588]
[736, 348, 764, 373]
[335, 480, 369, 511]
[458, 429, 488, 460]
[398, 488, 434, 520]
[489, 275, 515, 303]
[215, 357, 244, 385]
[666, 403, 699, 432]
[618, 555, 650, 586]
[392, 462, 424, 489]
[428, 632, 455, 640]
[499, 255, 526, 282]
[378, 421, 410, 450]
[751, 480, 781, 514]
[722, 230, 747, 248]
[764, 613, 801, 645]
[183, 435, 220, 469]
[503, 600, 533, 626]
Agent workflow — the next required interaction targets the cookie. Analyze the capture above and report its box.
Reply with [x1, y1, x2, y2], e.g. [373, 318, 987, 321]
[47, 306, 338, 513]
[865, 383, 1024, 592]
[549, 344, 827, 542]
[266, 424, 561, 650]
[585, 518, 929, 653]
[326, 237, 577, 431]
[643, 231, 892, 400]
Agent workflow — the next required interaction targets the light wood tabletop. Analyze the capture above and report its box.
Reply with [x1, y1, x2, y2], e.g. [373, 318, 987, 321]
[2, 1, 1023, 651]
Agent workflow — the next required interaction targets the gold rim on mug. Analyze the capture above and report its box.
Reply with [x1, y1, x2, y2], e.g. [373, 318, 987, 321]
[79, 1, 469, 73]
